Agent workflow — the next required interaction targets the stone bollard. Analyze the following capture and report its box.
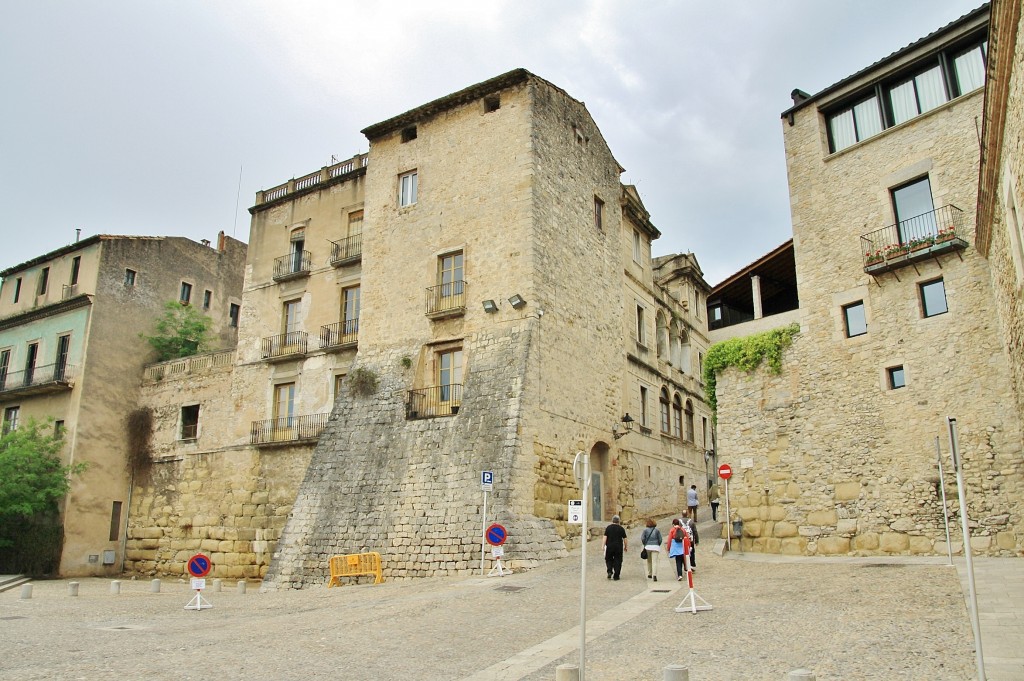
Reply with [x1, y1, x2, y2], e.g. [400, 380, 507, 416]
[788, 670, 815, 680]
[664, 664, 689, 681]
[20, 584, 32, 600]
[236, 581, 247, 595]
[68, 582, 79, 597]
[554, 663, 579, 681]
[110, 580, 121, 595]
[212, 579, 222, 593]
[150, 579, 161, 593]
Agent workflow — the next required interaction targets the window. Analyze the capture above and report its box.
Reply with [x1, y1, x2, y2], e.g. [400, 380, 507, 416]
[13, 277, 21, 303]
[888, 65, 947, 126]
[827, 94, 884, 151]
[333, 374, 345, 399]
[952, 41, 987, 96]
[684, 399, 694, 442]
[290, 228, 306, 273]
[594, 197, 604, 231]
[920, 279, 948, 317]
[892, 177, 936, 242]
[109, 501, 123, 541]
[659, 388, 670, 434]
[54, 420, 64, 437]
[347, 210, 363, 239]
[273, 383, 296, 425]
[636, 305, 646, 345]
[399, 170, 418, 207]
[124, 269, 136, 286]
[38, 267, 49, 296]
[70, 256, 81, 286]
[283, 300, 301, 337]
[342, 286, 360, 336]
[843, 301, 867, 338]
[55, 334, 70, 381]
[702, 417, 709, 449]
[672, 394, 682, 438]
[710, 305, 722, 323]
[0, 349, 9, 389]
[401, 126, 417, 142]
[698, 352, 704, 378]
[633, 230, 642, 264]
[179, 282, 192, 305]
[229, 303, 240, 327]
[202, 290, 212, 310]
[2, 406, 19, 434]
[484, 95, 500, 112]
[437, 347, 463, 407]
[639, 386, 649, 427]
[180, 404, 200, 439]
[436, 252, 464, 307]
[24, 342, 38, 384]
[888, 365, 906, 390]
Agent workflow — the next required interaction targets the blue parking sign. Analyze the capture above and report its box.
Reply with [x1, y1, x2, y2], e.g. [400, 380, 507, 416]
[482, 471, 493, 485]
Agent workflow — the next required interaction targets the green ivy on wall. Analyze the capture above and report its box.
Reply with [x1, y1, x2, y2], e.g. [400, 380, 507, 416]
[702, 323, 800, 417]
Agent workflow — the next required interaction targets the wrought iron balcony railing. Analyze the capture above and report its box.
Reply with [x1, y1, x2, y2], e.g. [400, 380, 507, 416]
[319, 320, 358, 350]
[0, 363, 77, 395]
[261, 331, 308, 360]
[425, 281, 466, 318]
[406, 384, 463, 419]
[860, 205, 968, 274]
[330, 234, 362, 265]
[272, 250, 312, 281]
[250, 413, 329, 445]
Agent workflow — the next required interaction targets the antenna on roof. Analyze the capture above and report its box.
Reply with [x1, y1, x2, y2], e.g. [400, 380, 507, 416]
[331, 154, 338, 165]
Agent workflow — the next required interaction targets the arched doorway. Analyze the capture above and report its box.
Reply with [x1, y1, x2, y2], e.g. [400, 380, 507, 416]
[589, 441, 610, 521]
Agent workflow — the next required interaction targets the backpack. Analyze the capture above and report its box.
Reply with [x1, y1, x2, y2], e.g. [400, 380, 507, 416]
[672, 527, 686, 544]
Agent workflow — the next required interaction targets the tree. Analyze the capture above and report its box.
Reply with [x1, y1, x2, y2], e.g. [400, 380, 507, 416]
[0, 419, 86, 549]
[142, 300, 213, 361]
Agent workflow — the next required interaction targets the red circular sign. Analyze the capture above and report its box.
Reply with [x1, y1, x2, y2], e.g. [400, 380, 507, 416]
[187, 553, 212, 578]
[485, 523, 507, 546]
[718, 463, 733, 480]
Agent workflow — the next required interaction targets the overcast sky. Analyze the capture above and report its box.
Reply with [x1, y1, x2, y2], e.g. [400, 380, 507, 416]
[0, 1, 985, 286]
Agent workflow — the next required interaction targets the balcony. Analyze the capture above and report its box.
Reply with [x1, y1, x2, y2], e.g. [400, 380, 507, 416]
[406, 384, 463, 419]
[143, 350, 235, 383]
[425, 281, 466, 320]
[261, 332, 308, 361]
[0, 363, 77, 397]
[62, 284, 80, 300]
[330, 235, 362, 266]
[272, 251, 312, 281]
[255, 154, 368, 206]
[318, 320, 358, 351]
[250, 413, 329, 446]
[860, 205, 968, 275]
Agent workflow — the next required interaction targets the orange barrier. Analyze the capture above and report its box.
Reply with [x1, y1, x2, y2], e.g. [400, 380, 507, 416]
[327, 552, 383, 587]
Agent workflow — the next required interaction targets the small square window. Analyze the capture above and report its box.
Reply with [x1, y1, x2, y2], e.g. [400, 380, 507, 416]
[180, 404, 200, 439]
[124, 269, 137, 286]
[229, 303, 240, 328]
[399, 171, 418, 207]
[888, 366, 906, 390]
[484, 95, 500, 113]
[401, 126, 417, 143]
[180, 282, 193, 305]
[843, 301, 867, 337]
[920, 279, 948, 318]
[54, 420, 65, 437]
[203, 290, 212, 310]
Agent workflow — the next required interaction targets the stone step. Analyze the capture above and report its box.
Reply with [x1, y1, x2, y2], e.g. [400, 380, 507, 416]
[0, 575, 30, 593]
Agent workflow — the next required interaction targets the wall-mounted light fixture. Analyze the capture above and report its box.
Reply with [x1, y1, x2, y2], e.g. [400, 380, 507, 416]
[613, 413, 635, 440]
[508, 293, 526, 310]
[482, 299, 498, 313]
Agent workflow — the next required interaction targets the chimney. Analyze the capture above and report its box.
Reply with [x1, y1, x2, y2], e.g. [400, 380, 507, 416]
[75, 228, 81, 243]
[217, 230, 226, 253]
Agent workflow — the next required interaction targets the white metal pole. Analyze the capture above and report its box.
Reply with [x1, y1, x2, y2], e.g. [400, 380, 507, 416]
[947, 417, 985, 681]
[935, 436, 953, 566]
[574, 451, 590, 681]
[480, 489, 488, 576]
[724, 477, 731, 552]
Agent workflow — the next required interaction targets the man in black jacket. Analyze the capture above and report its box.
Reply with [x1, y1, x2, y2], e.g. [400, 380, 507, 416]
[603, 515, 628, 580]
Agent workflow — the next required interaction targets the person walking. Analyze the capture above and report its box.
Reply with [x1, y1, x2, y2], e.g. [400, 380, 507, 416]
[686, 484, 699, 519]
[667, 518, 688, 581]
[685, 515, 699, 570]
[639, 518, 662, 582]
[708, 482, 720, 521]
[603, 515, 627, 580]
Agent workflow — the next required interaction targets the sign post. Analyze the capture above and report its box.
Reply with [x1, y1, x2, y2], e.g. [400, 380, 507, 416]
[572, 450, 590, 681]
[485, 523, 510, 577]
[480, 471, 493, 576]
[184, 553, 213, 611]
[718, 463, 733, 551]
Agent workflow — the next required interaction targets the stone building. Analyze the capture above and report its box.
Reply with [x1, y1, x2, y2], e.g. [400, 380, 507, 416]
[125, 69, 714, 585]
[0, 232, 245, 575]
[712, 4, 1024, 557]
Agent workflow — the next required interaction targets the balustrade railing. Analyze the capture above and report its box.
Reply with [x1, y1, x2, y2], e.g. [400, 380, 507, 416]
[407, 384, 463, 419]
[860, 205, 968, 272]
[143, 350, 235, 382]
[261, 331, 308, 359]
[319, 320, 358, 349]
[273, 250, 312, 280]
[256, 154, 368, 205]
[330, 234, 363, 264]
[62, 284, 79, 300]
[0, 363, 77, 393]
[250, 413, 330, 445]
[425, 281, 466, 316]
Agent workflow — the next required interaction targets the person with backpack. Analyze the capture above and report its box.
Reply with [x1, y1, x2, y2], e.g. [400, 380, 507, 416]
[639, 518, 662, 582]
[685, 515, 699, 570]
[666, 518, 689, 581]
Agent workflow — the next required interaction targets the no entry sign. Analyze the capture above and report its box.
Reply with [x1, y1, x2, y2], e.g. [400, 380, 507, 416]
[718, 463, 733, 480]
[187, 553, 212, 578]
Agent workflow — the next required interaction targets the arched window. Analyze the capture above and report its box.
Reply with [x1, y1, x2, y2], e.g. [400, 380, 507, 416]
[680, 330, 691, 375]
[684, 399, 695, 442]
[656, 311, 669, 361]
[669, 317, 681, 366]
[672, 393, 682, 438]
[659, 387, 670, 433]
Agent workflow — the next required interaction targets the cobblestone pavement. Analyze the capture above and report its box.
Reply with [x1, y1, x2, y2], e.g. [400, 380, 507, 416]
[0, 517, 998, 681]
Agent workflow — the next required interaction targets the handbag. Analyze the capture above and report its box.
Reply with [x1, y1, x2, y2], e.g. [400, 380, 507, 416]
[640, 548, 649, 559]
[640, 528, 652, 559]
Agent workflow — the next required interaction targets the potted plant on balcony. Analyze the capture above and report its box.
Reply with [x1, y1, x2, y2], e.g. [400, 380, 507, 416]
[884, 243, 909, 259]
[909, 236, 935, 252]
[935, 227, 957, 243]
[865, 249, 884, 266]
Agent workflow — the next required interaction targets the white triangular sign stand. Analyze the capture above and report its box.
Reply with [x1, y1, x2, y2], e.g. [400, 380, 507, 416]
[674, 555, 712, 614]
[487, 546, 511, 577]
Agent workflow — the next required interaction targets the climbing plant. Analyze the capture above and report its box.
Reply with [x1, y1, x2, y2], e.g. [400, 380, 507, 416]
[702, 323, 800, 417]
